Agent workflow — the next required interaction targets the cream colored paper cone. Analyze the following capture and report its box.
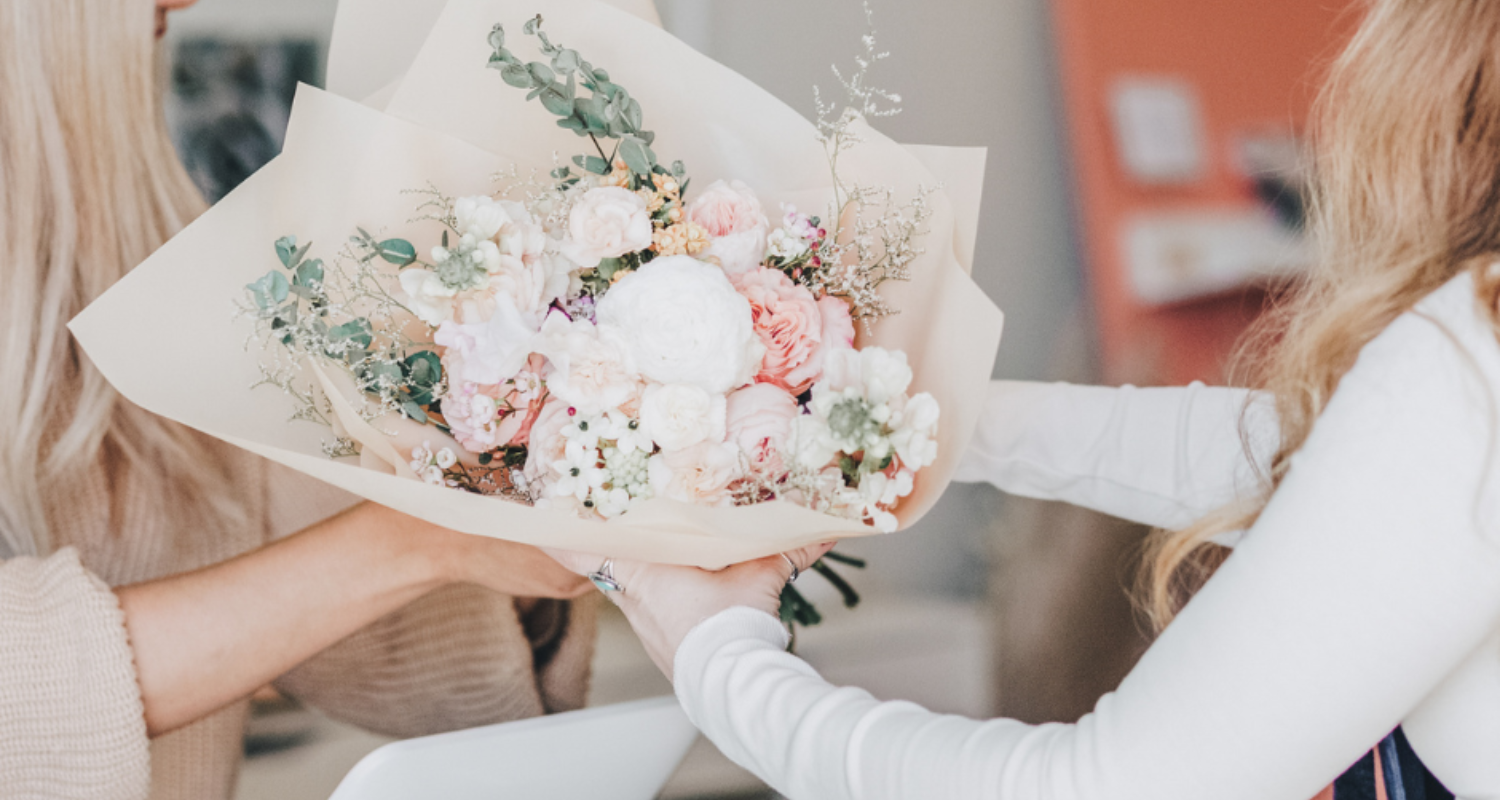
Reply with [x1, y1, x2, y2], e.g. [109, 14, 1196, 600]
[71, 0, 1003, 567]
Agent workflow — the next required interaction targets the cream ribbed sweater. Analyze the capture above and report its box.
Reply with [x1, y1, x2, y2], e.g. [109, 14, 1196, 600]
[0, 444, 596, 800]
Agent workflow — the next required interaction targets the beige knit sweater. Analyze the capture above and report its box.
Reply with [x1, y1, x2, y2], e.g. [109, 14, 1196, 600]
[0, 445, 596, 800]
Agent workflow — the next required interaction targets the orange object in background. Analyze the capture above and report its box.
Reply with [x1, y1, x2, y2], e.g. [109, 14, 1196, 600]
[1050, 0, 1358, 385]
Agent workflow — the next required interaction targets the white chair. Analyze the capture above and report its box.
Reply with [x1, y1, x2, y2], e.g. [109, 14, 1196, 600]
[327, 696, 699, 800]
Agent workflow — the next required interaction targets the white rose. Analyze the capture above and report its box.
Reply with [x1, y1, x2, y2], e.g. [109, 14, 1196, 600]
[454, 195, 511, 241]
[689, 180, 771, 277]
[889, 392, 940, 469]
[640, 383, 727, 452]
[560, 186, 653, 268]
[789, 414, 839, 471]
[823, 347, 914, 407]
[595, 255, 764, 394]
[399, 268, 458, 326]
[534, 312, 642, 415]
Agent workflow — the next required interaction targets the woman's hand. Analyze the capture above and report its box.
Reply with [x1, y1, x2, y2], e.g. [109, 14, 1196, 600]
[549, 543, 835, 679]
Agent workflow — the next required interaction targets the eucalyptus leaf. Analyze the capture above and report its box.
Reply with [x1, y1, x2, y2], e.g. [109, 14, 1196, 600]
[526, 62, 554, 85]
[328, 319, 374, 351]
[274, 236, 297, 268]
[624, 98, 643, 131]
[523, 15, 541, 35]
[550, 166, 572, 180]
[572, 154, 610, 175]
[556, 116, 587, 133]
[618, 136, 653, 175]
[500, 64, 534, 88]
[403, 351, 443, 387]
[367, 362, 403, 388]
[375, 239, 417, 267]
[592, 68, 609, 82]
[487, 25, 505, 51]
[538, 85, 572, 116]
[400, 400, 429, 424]
[247, 271, 290, 310]
[552, 48, 579, 73]
[293, 258, 324, 288]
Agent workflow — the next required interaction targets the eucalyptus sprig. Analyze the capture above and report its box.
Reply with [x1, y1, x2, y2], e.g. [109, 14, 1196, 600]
[486, 15, 685, 188]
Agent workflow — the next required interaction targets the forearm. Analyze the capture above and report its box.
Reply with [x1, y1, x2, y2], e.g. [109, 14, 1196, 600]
[954, 380, 1276, 530]
[117, 502, 446, 737]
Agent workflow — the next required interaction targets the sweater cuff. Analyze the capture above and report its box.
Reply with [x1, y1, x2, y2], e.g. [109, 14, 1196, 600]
[673, 606, 788, 719]
[0, 548, 151, 799]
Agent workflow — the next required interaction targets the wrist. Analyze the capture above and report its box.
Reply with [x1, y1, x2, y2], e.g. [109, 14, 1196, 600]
[355, 503, 454, 593]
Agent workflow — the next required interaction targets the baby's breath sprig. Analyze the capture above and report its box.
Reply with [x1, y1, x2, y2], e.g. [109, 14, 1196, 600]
[807, 1, 935, 329]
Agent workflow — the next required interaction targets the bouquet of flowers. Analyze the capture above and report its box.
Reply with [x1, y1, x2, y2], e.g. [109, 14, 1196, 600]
[71, 0, 1003, 573]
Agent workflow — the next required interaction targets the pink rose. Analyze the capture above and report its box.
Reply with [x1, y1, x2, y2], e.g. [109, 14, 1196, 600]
[689, 180, 769, 276]
[647, 442, 741, 508]
[561, 186, 653, 268]
[788, 295, 856, 391]
[443, 357, 548, 454]
[734, 267, 827, 395]
[725, 384, 799, 476]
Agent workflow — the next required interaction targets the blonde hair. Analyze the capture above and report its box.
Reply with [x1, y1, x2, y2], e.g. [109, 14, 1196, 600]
[0, 0, 247, 556]
[1143, 0, 1500, 629]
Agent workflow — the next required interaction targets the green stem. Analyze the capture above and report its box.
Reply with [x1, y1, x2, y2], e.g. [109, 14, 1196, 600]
[823, 550, 868, 569]
[810, 560, 861, 609]
[588, 133, 610, 165]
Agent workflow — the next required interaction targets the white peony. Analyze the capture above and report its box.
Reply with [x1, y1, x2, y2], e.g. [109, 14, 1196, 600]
[560, 186, 653, 268]
[639, 383, 727, 452]
[595, 255, 764, 394]
[533, 312, 642, 416]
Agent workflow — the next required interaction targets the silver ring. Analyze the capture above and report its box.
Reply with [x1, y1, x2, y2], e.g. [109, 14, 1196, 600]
[588, 559, 624, 594]
[781, 553, 799, 584]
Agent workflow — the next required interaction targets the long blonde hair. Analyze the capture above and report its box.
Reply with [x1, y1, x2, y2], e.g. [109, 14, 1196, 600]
[1144, 0, 1500, 629]
[0, 0, 246, 556]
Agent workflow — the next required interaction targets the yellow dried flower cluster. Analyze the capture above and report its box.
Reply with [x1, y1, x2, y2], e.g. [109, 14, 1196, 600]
[653, 221, 709, 256]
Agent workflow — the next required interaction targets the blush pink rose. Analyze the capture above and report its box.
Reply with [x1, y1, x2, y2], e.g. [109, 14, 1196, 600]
[785, 295, 856, 391]
[443, 357, 548, 455]
[646, 442, 741, 508]
[725, 383, 799, 476]
[689, 180, 770, 276]
[523, 397, 574, 488]
[734, 267, 827, 395]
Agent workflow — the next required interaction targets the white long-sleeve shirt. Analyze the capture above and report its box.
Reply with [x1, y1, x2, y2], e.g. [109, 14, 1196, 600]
[673, 272, 1500, 799]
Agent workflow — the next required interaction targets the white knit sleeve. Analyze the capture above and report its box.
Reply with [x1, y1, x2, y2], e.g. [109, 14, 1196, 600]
[675, 299, 1500, 799]
[0, 547, 150, 800]
[953, 380, 1278, 530]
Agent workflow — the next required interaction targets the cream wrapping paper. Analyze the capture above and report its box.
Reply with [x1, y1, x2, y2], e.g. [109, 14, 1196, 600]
[70, 0, 1003, 568]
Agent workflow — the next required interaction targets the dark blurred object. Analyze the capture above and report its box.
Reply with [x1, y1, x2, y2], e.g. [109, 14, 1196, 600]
[167, 38, 321, 202]
[1235, 131, 1311, 232]
[244, 685, 318, 758]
